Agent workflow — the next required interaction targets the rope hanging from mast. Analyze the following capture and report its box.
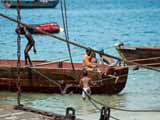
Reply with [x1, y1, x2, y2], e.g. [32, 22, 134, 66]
[16, 0, 22, 106]
[60, 0, 75, 71]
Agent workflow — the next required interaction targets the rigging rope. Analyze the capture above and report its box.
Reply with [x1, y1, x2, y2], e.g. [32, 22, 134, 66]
[27, 66, 63, 93]
[0, 65, 63, 94]
[110, 116, 121, 120]
[83, 90, 160, 113]
[84, 91, 121, 120]
[16, 0, 21, 106]
[60, 0, 75, 71]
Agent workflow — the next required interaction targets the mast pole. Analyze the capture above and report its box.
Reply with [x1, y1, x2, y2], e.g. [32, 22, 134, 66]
[16, 0, 22, 106]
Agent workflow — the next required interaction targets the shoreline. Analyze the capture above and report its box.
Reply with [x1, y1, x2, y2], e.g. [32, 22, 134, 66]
[1, 103, 160, 120]
[0, 103, 69, 120]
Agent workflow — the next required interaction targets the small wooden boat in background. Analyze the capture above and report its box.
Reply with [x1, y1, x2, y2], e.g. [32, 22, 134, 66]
[0, 59, 128, 94]
[16, 22, 61, 34]
[2, 0, 59, 9]
[115, 43, 160, 67]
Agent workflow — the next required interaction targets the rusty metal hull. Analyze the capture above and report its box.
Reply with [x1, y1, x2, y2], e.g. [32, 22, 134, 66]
[115, 44, 160, 67]
[0, 59, 128, 94]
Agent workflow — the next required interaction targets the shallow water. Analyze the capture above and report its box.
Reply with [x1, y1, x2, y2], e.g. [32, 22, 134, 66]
[0, 0, 160, 119]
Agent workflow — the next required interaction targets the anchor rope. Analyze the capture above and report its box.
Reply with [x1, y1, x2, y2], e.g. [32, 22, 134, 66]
[0, 65, 66, 94]
[83, 91, 121, 120]
[83, 90, 160, 113]
[27, 66, 63, 93]
[111, 116, 121, 120]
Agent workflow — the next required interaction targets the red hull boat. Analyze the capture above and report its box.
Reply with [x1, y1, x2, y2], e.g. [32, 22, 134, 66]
[0, 59, 128, 94]
[16, 22, 60, 34]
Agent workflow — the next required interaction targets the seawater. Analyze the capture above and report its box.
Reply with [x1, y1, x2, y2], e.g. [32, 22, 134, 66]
[0, 0, 160, 119]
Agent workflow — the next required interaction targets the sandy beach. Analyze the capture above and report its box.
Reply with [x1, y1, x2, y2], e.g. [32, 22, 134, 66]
[0, 103, 54, 120]
[0, 103, 160, 120]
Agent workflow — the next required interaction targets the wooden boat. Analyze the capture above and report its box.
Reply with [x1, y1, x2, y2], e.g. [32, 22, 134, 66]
[115, 43, 160, 67]
[0, 59, 128, 94]
[16, 22, 61, 34]
[2, 0, 59, 9]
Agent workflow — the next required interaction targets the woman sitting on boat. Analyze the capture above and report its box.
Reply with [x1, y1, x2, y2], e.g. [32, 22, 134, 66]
[82, 48, 97, 70]
[90, 51, 98, 64]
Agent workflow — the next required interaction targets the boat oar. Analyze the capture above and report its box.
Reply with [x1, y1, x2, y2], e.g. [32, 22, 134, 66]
[33, 58, 69, 67]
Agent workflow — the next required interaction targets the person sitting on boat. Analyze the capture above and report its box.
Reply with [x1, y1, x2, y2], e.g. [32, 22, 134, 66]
[99, 49, 120, 82]
[90, 51, 98, 64]
[99, 49, 119, 67]
[90, 51, 101, 72]
[79, 69, 91, 100]
[23, 26, 37, 66]
[82, 48, 97, 70]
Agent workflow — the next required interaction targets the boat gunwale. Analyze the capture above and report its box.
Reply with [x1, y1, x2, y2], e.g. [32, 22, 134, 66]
[117, 45, 160, 51]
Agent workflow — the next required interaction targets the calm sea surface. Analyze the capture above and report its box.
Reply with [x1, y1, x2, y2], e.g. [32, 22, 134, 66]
[0, 0, 160, 119]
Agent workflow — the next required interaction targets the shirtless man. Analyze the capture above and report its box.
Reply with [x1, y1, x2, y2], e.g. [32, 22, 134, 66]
[79, 69, 91, 100]
[23, 26, 37, 66]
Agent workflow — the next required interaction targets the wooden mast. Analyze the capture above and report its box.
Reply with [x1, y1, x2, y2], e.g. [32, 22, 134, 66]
[16, 0, 22, 106]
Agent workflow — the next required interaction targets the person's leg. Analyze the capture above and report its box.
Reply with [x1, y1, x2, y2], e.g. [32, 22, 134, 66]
[24, 44, 30, 65]
[86, 88, 91, 100]
[82, 88, 86, 100]
[24, 44, 33, 66]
